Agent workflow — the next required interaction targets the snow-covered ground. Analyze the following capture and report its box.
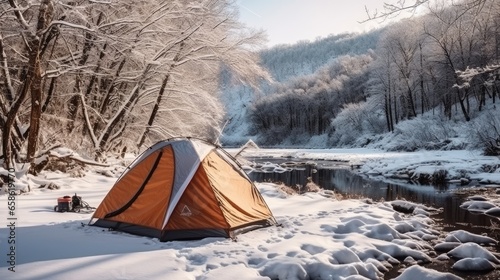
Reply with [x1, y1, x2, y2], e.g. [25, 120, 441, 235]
[1, 148, 499, 279]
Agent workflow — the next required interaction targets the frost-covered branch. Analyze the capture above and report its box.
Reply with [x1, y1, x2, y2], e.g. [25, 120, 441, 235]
[79, 94, 99, 148]
[454, 64, 500, 89]
[42, 20, 95, 34]
[7, 0, 30, 29]
[0, 33, 16, 107]
[362, 0, 430, 22]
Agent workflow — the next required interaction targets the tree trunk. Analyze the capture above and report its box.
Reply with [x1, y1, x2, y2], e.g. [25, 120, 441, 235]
[100, 58, 127, 115]
[457, 88, 471, 122]
[2, 63, 33, 169]
[393, 92, 399, 125]
[42, 77, 57, 113]
[26, 54, 42, 162]
[137, 73, 171, 149]
[26, 0, 52, 164]
[137, 42, 185, 149]
[67, 13, 103, 132]
[97, 83, 142, 160]
[419, 43, 425, 115]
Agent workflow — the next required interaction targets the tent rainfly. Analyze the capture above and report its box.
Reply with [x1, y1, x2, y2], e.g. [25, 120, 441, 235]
[89, 138, 277, 241]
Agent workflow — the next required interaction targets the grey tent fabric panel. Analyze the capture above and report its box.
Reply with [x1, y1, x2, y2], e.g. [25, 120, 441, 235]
[170, 140, 201, 203]
[162, 139, 216, 228]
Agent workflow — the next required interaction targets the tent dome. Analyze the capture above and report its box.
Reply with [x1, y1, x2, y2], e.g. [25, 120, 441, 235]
[90, 137, 276, 241]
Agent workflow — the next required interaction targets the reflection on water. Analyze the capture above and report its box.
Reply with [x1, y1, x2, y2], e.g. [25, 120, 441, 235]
[247, 159, 498, 236]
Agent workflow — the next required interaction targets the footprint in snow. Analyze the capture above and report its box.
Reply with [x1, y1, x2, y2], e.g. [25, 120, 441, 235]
[258, 245, 268, 252]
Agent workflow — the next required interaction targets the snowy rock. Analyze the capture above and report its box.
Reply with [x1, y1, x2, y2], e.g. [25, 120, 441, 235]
[436, 253, 450, 261]
[328, 247, 362, 264]
[485, 207, 500, 218]
[394, 222, 416, 233]
[394, 265, 463, 280]
[409, 166, 448, 185]
[448, 243, 500, 264]
[460, 200, 496, 212]
[413, 207, 430, 216]
[405, 230, 438, 241]
[434, 242, 462, 252]
[364, 223, 408, 241]
[391, 200, 436, 214]
[451, 257, 496, 272]
[460, 178, 470, 185]
[467, 195, 488, 201]
[403, 256, 418, 265]
[374, 243, 432, 263]
[392, 239, 433, 251]
[444, 230, 498, 245]
[391, 200, 417, 213]
[365, 258, 390, 273]
[38, 182, 60, 190]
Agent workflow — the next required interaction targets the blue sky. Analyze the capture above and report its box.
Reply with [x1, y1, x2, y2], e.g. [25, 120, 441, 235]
[236, 0, 401, 47]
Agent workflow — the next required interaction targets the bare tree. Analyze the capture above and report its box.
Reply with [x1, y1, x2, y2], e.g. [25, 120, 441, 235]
[364, 0, 485, 21]
[1, 0, 57, 169]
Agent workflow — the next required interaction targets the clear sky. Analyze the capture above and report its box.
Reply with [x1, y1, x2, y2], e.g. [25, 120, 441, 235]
[236, 0, 405, 47]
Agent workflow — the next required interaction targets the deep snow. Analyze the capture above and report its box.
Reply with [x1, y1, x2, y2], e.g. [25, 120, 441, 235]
[1, 147, 500, 279]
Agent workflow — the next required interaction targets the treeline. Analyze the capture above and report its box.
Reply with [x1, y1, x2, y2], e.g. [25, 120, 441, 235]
[0, 0, 268, 171]
[219, 30, 381, 145]
[247, 0, 500, 153]
[260, 31, 381, 82]
[249, 54, 374, 145]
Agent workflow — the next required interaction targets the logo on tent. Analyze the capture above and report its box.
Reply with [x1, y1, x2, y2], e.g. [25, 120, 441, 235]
[180, 205, 192, 217]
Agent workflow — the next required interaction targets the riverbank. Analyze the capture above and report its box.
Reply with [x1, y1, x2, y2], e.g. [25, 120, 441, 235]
[231, 147, 500, 186]
[234, 147, 500, 279]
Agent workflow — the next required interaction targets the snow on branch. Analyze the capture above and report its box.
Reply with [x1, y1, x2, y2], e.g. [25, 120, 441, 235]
[454, 64, 500, 89]
[46, 150, 110, 167]
[41, 20, 95, 35]
[88, 0, 112, 3]
[362, 0, 430, 22]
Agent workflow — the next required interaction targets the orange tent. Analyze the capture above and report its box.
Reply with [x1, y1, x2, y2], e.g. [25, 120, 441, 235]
[90, 138, 276, 241]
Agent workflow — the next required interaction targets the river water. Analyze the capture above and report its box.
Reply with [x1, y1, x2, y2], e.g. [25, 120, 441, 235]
[246, 157, 500, 279]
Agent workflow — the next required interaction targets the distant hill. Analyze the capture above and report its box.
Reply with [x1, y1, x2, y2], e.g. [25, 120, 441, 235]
[260, 30, 382, 82]
[220, 30, 382, 146]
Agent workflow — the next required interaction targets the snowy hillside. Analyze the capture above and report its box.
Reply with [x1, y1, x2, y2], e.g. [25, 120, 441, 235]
[220, 3, 500, 153]
[219, 31, 381, 147]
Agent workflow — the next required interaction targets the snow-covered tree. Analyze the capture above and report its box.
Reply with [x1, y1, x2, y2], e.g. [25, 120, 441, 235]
[248, 54, 374, 145]
[0, 0, 269, 170]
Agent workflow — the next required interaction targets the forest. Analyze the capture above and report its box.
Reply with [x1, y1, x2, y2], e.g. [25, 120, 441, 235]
[221, 0, 500, 156]
[2, 0, 500, 176]
[0, 0, 269, 172]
